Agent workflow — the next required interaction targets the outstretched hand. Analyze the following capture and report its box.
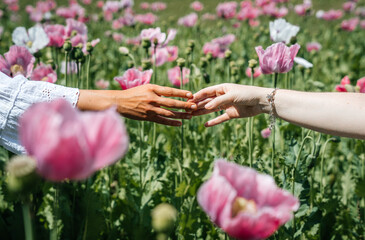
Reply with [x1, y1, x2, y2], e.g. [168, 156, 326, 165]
[78, 84, 197, 126]
[191, 84, 271, 127]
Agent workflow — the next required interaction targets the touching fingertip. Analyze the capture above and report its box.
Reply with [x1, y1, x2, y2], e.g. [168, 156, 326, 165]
[186, 92, 192, 98]
[191, 104, 197, 110]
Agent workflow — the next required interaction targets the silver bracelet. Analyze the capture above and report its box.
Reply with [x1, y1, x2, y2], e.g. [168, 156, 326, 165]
[266, 88, 278, 130]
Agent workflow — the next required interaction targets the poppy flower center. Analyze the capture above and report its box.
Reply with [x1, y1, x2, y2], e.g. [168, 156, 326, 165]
[231, 197, 257, 217]
[41, 76, 49, 82]
[26, 41, 33, 48]
[10, 64, 25, 76]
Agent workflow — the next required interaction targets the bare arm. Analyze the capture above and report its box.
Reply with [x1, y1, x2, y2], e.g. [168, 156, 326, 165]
[77, 84, 197, 126]
[192, 84, 365, 139]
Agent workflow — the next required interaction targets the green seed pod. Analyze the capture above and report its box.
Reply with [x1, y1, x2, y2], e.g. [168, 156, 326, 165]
[142, 59, 152, 70]
[188, 40, 195, 49]
[290, 36, 297, 45]
[86, 42, 93, 53]
[248, 59, 258, 69]
[142, 38, 151, 49]
[176, 58, 186, 68]
[200, 57, 208, 68]
[206, 52, 213, 61]
[185, 47, 192, 55]
[151, 203, 177, 233]
[127, 60, 134, 68]
[6, 155, 39, 195]
[231, 66, 238, 76]
[203, 72, 210, 83]
[229, 61, 236, 68]
[74, 47, 84, 60]
[224, 49, 232, 60]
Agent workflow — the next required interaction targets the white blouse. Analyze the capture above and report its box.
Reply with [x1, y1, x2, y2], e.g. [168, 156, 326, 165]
[0, 72, 80, 154]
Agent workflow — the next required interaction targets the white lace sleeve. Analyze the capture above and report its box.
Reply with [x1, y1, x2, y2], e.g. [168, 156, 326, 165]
[0, 72, 80, 154]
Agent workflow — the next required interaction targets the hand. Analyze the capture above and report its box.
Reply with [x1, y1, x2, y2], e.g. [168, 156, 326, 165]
[191, 84, 271, 127]
[78, 84, 197, 126]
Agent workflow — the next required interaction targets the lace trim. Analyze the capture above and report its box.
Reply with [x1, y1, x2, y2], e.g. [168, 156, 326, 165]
[41, 84, 80, 107]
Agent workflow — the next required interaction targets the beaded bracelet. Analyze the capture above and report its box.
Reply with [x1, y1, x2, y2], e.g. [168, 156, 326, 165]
[266, 88, 278, 130]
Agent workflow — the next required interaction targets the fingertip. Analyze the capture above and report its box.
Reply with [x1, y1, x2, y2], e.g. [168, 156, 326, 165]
[191, 104, 197, 110]
[186, 92, 193, 98]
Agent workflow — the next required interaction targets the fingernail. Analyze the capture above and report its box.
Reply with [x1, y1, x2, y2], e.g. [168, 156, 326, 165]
[205, 103, 212, 109]
[191, 104, 197, 110]
[186, 93, 192, 98]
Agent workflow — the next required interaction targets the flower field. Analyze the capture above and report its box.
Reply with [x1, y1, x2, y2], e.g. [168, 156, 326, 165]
[0, 0, 365, 239]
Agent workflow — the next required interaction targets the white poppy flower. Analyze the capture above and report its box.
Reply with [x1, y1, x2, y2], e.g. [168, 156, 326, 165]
[294, 57, 313, 68]
[269, 18, 300, 44]
[12, 25, 50, 54]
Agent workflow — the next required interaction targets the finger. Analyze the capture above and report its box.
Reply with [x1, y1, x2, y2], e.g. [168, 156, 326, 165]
[156, 98, 197, 110]
[205, 113, 231, 127]
[152, 116, 182, 126]
[205, 94, 232, 110]
[152, 107, 192, 119]
[192, 85, 222, 102]
[191, 108, 219, 116]
[153, 86, 193, 99]
[196, 98, 215, 110]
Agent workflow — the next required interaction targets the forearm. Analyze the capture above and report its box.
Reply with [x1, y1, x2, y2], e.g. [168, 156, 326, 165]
[77, 90, 116, 111]
[267, 90, 365, 139]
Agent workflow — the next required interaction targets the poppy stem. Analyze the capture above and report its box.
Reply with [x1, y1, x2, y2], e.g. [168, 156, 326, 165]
[22, 202, 34, 240]
[271, 73, 278, 176]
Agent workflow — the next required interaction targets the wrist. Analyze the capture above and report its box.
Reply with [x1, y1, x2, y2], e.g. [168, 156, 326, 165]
[258, 88, 275, 114]
[77, 90, 116, 111]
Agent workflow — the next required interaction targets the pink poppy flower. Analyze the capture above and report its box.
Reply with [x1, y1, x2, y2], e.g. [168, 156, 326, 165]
[255, 42, 300, 74]
[256, 0, 271, 7]
[216, 2, 238, 19]
[95, 79, 110, 89]
[335, 76, 351, 92]
[178, 13, 198, 27]
[19, 99, 129, 181]
[150, 2, 167, 11]
[65, 18, 87, 37]
[114, 68, 153, 90]
[202, 13, 217, 20]
[44, 24, 66, 48]
[140, 27, 176, 47]
[112, 33, 124, 43]
[261, 128, 271, 138]
[322, 10, 343, 21]
[356, 77, 365, 93]
[245, 67, 262, 78]
[212, 34, 235, 47]
[97, 1, 104, 8]
[140, 2, 150, 10]
[167, 66, 190, 87]
[360, 20, 365, 29]
[82, 0, 91, 4]
[166, 46, 178, 62]
[153, 46, 178, 66]
[135, 13, 158, 25]
[125, 36, 141, 46]
[153, 48, 169, 67]
[306, 42, 321, 52]
[0, 46, 35, 78]
[294, 4, 310, 16]
[343, 2, 356, 12]
[203, 42, 221, 58]
[191, 1, 203, 11]
[237, 6, 260, 20]
[341, 18, 359, 31]
[31, 63, 57, 83]
[198, 160, 299, 240]
[356, 7, 365, 17]
[120, 0, 133, 9]
[56, 3, 85, 19]
[249, 19, 260, 27]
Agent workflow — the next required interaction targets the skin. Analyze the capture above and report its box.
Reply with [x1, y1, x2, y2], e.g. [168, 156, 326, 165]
[77, 84, 197, 126]
[191, 83, 365, 140]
